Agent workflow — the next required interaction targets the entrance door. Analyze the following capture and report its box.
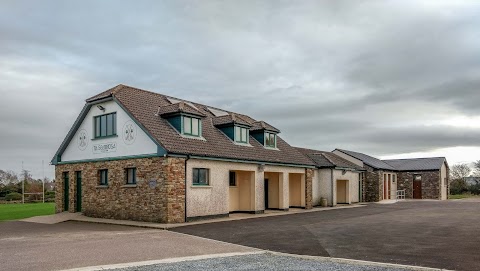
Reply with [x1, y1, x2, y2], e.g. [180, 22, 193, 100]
[75, 171, 82, 212]
[336, 180, 348, 204]
[264, 179, 269, 209]
[413, 180, 422, 199]
[63, 172, 69, 211]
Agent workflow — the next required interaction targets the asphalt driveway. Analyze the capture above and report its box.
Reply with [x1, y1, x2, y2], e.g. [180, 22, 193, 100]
[0, 221, 256, 271]
[172, 201, 480, 271]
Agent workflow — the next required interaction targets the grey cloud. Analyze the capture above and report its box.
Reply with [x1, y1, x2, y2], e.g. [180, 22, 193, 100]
[1, 1, 480, 178]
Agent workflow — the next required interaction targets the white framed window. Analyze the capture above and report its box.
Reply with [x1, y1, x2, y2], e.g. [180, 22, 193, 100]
[183, 116, 201, 136]
[235, 126, 248, 143]
[265, 132, 276, 148]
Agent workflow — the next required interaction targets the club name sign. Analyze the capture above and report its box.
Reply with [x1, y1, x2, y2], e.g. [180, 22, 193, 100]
[93, 142, 117, 154]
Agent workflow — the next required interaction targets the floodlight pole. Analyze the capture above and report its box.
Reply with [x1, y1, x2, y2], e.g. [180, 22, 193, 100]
[22, 161, 24, 204]
[42, 160, 45, 203]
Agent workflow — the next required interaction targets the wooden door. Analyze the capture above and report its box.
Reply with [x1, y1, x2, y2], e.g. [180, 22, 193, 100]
[413, 180, 422, 199]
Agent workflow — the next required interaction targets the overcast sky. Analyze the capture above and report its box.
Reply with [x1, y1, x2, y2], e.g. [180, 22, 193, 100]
[1, 1, 479, 179]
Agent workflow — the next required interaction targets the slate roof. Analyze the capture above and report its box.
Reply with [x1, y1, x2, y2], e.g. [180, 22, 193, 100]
[296, 147, 364, 171]
[335, 149, 396, 170]
[383, 157, 446, 171]
[81, 84, 314, 166]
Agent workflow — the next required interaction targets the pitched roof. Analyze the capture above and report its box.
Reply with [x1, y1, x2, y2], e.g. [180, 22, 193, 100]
[383, 157, 446, 171]
[296, 147, 364, 170]
[250, 121, 280, 133]
[82, 84, 314, 167]
[335, 149, 396, 170]
[157, 101, 206, 117]
[212, 113, 252, 127]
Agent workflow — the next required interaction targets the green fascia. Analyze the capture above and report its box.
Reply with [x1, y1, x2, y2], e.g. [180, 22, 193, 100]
[168, 153, 316, 169]
[57, 153, 160, 165]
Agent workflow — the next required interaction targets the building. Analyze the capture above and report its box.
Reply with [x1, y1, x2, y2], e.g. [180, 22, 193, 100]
[296, 148, 365, 206]
[51, 84, 316, 223]
[333, 149, 449, 201]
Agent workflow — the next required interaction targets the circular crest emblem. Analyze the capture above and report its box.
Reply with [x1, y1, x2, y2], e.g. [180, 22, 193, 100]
[77, 129, 88, 151]
[123, 120, 137, 145]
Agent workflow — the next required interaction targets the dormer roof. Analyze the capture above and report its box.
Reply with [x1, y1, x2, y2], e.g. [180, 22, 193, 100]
[250, 121, 280, 133]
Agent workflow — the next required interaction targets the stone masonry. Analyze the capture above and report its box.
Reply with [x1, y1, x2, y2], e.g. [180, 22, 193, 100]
[397, 170, 442, 200]
[363, 165, 382, 202]
[55, 157, 186, 223]
[305, 168, 314, 209]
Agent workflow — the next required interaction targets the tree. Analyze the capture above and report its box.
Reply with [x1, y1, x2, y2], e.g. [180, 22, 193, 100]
[474, 160, 480, 176]
[0, 169, 19, 185]
[450, 163, 471, 181]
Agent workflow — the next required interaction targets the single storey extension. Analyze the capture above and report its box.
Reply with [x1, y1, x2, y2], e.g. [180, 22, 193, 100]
[51, 84, 316, 223]
[333, 149, 449, 201]
[295, 147, 365, 206]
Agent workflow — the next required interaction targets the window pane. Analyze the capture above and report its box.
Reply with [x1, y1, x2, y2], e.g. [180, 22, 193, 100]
[106, 114, 113, 136]
[101, 115, 107, 137]
[229, 171, 236, 186]
[192, 118, 199, 136]
[271, 134, 275, 147]
[235, 126, 242, 142]
[184, 117, 192, 134]
[199, 169, 207, 185]
[112, 113, 116, 135]
[241, 128, 247, 142]
[95, 117, 100, 137]
[192, 169, 199, 184]
[265, 133, 270, 146]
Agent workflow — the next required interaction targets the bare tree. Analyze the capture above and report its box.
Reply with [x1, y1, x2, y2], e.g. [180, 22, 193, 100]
[450, 163, 471, 181]
[474, 160, 480, 176]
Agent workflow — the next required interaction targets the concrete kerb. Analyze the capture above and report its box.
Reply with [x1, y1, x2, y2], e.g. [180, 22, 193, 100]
[58, 250, 453, 271]
[270, 251, 454, 271]
[59, 251, 267, 271]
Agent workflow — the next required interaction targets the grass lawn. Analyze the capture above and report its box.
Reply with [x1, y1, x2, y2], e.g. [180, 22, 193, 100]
[449, 194, 480, 200]
[0, 203, 55, 221]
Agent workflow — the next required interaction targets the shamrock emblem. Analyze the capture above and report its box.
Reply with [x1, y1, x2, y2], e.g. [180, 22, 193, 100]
[78, 130, 88, 150]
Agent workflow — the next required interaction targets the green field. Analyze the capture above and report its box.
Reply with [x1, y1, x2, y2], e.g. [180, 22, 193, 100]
[0, 203, 55, 221]
[449, 194, 480, 200]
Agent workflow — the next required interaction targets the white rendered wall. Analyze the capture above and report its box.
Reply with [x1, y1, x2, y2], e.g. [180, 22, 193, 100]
[185, 159, 306, 218]
[61, 100, 158, 162]
[332, 150, 364, 167]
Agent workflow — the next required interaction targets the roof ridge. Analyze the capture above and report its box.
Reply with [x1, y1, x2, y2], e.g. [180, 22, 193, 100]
[382, 157, 446, 161]
[321, 153, 336, 165]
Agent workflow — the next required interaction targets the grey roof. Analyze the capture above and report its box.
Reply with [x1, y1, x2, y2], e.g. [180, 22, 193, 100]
[296, 147, 364, 171]
[383, 157, 446, 171]
[335, 149, 396, 170]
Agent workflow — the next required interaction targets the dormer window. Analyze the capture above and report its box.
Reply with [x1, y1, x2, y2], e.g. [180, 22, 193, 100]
[235, 126, 249, 143]
[183, 116, 201, 137]
[265, 132, 276, 148]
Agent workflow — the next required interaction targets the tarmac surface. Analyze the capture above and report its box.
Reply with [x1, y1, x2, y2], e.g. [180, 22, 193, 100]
[0, 221, 256, 271]
[172, 200, 480, 271]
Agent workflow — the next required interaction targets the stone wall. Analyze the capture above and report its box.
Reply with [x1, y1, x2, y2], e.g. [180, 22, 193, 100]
[305, 168, 314, 209]
[397, 170, 441, 200]
[363, 165, 382, 202]
[55, 157, 186, 223]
